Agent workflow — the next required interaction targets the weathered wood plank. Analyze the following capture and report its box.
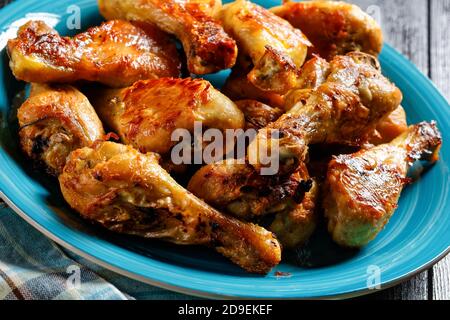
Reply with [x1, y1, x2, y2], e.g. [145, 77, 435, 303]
[430, 0, 450, 301]
[433, 258, 450, 300]
[360, 272, 429, 300]
[351, 0, 430, 74]
[350, 0, 430, 300]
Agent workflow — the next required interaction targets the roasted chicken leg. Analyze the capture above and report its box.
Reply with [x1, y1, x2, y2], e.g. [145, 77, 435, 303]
[219, 0, 311, 94]
[7, 20, 181, 87]
[18, 84, 105, 175]
[188, 160, 317, 248]
[249, 53, 403, 175]
[98, 0, 237, 75]
[324, 122, 442, 248]
[59, 141, 281, 274]
[271, 0, 383, 60]
[188, 160, 307, 219]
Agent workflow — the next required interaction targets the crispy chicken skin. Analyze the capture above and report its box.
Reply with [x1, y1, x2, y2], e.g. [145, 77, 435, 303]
[98, 0, 237, 75]
[222, 55, 330, 111]
[222, 69, 285, 109]
[188, 161, 317, 247]
[249, 53, 403, 174]
[188, 160, 307, 219]
[89, 78, 244, 155]
[283, 55, 331, 110]
[271, 0, 383, 60]
[369, 106, 408, 145]
[7, 20, 181, 87]
[235, 100, 283, 130]
[324, 122, 442, 248]
[270, 178, 319, 249]
[292, 55, 332, 90]
[17, 84, 105, 175]
[59, 141, 281, 274]
[219, 0, 311, 94]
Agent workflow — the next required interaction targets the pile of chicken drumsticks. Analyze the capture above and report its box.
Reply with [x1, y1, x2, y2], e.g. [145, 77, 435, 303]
[7, 0, 442, 274]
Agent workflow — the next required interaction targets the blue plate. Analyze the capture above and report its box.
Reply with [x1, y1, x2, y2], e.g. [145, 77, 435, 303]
[0, 0, 449, 299]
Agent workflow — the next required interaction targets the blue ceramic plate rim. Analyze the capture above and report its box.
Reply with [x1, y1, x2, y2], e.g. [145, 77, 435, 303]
[0, 0, 449, 299]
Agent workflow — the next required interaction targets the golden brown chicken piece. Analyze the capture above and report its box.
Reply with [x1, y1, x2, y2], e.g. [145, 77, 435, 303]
[324, 122, 442, 248]
[235, 100, 283, 130]
[17, 84, 105, 175]
[89, 78, 244, 156]
[219, 0, 311, 94]
[270, 179, 319, 249]
[7, 20, 181, 87]
[249, 53, 403, 175]
[283, 55, 331, 111]
[188, 161, 317, 247]
[222, 69, 285, 109]
[291, 55, 332, 90]
[59, 141, 281, 274]
[188, 160, 308, 219]
[369, 106, 408, 145]
[271, 0, 383, 60]
[222, 55, 330, 111]
[98, 0, 237, 75]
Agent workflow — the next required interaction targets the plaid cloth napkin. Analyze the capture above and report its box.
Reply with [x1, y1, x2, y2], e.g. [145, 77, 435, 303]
[0, 205, 193, 300]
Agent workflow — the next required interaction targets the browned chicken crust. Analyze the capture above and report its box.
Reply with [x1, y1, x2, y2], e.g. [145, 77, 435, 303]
[271, 0, 383, 60]
[369, 105, 408, 145]
[235, 100, 283, 130]
[283, 55, 331, 111]
[222, 69, 286, 109]
[59, 141, 281, 274]
[324, 122, 442, 248]
[89, 78, 244, 155]
[188, 160, 308, 219]
[220, 0, 311, 94]
[17, 84, 105, 175]
[249, 53, 403, 174]
[99, 0, 237, 75]
[223, 55, 330, 111]
[7, 20, 181, 87]
[188, 160, 317, 247]
[270, 178, 319, 249]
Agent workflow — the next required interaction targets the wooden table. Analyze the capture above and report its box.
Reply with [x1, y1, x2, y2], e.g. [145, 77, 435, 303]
[0, 0, 448, 300]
